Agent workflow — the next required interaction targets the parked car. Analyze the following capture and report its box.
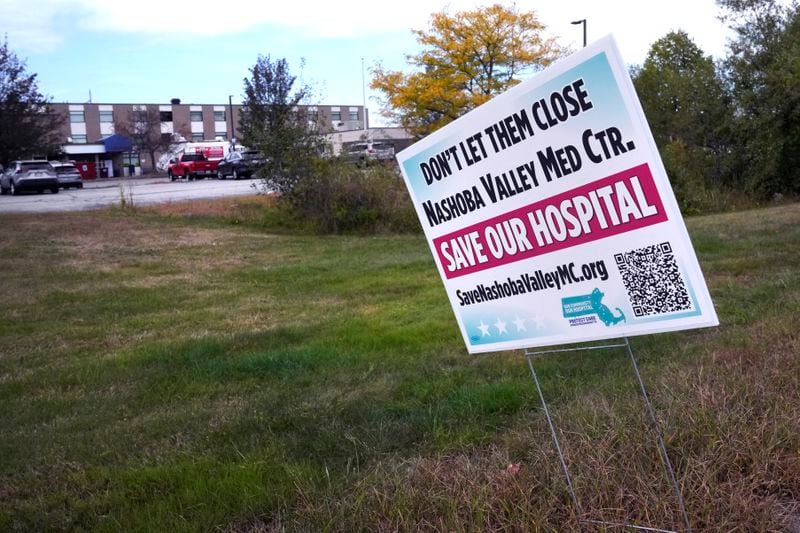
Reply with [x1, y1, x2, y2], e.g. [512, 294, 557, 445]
[216, 150, 264, 180]
[0, 160, 59, 195]
[345, 141, 396, 165]
[50, 162, 84, 189]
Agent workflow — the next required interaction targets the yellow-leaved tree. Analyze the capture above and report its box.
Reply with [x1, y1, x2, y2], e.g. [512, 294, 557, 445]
[371, 4, 563, 138]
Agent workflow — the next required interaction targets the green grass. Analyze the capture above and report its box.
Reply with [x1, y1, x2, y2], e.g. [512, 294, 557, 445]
[1, 203, 799, 531]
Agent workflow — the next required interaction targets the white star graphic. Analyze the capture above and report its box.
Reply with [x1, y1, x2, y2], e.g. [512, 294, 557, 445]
[532, 314, 546, 330]
[478, 321, 491, 337]
[513, 316, 526, 331]
[494, 317, 507, 335]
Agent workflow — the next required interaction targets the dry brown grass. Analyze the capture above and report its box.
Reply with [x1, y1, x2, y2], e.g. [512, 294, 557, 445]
[142, 194, 276, 218]
[297, 320, 800, 531]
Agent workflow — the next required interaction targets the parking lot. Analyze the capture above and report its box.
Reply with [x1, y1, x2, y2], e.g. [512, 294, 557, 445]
[0, 176, 263, 214]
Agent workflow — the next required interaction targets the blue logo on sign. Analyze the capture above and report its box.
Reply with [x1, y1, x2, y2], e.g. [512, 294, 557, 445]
[562, 288, 626, 326]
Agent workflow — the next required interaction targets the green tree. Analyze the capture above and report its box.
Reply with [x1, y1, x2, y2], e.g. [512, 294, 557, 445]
[371, 4, 562, 137]
[719, 0, 800, 196]
[0, 37, 64, 166]
[632, 31, 732, 211]
[240, 55, 323, 195]
[114, 107, 182, 173]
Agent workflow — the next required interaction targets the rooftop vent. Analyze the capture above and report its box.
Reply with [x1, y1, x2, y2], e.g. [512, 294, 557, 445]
[170, 98, 181, 105]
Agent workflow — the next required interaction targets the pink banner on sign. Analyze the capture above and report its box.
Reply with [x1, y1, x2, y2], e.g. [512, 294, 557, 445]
[433, 163, 668, 279]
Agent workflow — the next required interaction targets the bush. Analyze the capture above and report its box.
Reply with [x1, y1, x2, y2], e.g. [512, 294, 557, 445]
[660, 140, 759, 215]
[285, 159, 420, 234]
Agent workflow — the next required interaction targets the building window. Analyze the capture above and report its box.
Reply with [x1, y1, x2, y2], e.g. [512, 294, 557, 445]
[349, 109, 359, 121]
[331, 109, 341, 121]
[190, 111, 203, 122]
[308, 109, 319, 123]
[214, 110, 226, 121]
[70, 111, 85, 123]
[99, 111, 114, 123]
[159, 111, 173, 122]
[122, 153, 141, 166]
[72, 134, 87, 144]
[191, 133, 204, 141]
[215, 132, 227, 140]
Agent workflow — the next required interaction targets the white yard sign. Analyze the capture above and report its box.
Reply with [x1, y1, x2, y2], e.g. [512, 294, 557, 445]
[397, 36, 718, 354]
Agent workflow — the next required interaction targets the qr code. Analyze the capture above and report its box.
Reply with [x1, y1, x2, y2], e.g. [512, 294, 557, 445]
[614, 242, 691, 317]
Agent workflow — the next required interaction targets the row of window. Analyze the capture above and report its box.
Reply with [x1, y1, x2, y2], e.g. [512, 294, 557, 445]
[190, 110, 227, 122]
[71, 111, 114, 123]
[69, 110, 228, 124]
[71, 131, 228, 144]
[69, 108, 360, 124]
[68, 132, 229, 145]
[67, 106, 360, 144]
[192, 133, 227, 141]
[331, 110, 359, 121]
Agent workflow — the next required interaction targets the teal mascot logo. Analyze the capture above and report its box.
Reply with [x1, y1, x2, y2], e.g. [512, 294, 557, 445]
[562, 288, 626, 326]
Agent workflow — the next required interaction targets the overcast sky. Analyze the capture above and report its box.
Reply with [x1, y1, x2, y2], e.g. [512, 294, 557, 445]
[2, 0, 734, 125]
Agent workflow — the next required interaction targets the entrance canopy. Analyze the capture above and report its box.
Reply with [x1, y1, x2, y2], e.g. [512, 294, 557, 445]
[101, 134, 133, 153]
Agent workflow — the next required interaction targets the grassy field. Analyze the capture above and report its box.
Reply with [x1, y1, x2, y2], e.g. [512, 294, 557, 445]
[0, 201, 798, 531]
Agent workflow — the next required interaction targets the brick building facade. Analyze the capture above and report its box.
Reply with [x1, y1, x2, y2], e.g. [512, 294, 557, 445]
[50, 101, 368, 177]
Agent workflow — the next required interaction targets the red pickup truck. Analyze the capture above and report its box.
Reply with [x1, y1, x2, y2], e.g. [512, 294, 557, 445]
[167, 153, 218, 181]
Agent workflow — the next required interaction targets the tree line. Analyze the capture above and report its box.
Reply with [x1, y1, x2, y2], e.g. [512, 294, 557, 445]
[370, 0, 800, 213]
[631, 0, 800, 211]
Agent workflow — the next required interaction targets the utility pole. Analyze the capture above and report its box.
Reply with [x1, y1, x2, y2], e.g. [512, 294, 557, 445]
[361, 58, 368, 138]
[228, 95, 235, 149]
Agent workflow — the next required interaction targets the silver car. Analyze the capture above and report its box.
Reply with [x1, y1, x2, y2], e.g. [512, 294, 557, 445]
[0, 160, 59, 195]
[50, 162, 84, 189]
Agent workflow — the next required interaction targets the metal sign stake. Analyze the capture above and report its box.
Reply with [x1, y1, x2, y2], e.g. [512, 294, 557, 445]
[524, 337, 692, 532]
[526, 355, 583, 519]
[622, 337, 692, 533]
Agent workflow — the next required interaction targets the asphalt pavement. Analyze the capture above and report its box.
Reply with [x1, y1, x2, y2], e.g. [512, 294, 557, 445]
[0, 175, 265, 214]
